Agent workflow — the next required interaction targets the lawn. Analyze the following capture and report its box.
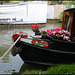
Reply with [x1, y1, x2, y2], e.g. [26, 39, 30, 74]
[13, 64, 75, 74]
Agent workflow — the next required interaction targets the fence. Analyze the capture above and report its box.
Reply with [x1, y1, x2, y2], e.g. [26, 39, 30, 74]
[47, 5, 75, 20]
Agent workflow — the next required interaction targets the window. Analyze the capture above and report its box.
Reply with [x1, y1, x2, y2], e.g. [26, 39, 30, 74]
[64, 15, 71, 31]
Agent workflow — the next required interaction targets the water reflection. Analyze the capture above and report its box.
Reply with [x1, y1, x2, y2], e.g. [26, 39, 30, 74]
[0, 54, 23, 74]
[0, 22, 62, 74]
[46, 22, 62, 29]
[19, 63, 49, 73]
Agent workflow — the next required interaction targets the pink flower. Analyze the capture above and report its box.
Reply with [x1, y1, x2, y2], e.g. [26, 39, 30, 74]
[68, 40, 71, 42]
[55, 30, 58, 32]
[48, 32, 52, 36]
[65, 30, 68, 34]
[56, 34, 61, 37]
[40, 28, 47, 32]
[51, 29, 54, 31]
[57, 31, 62, 34]
[56, 28, 61, 31]
[63, 36, 70, 40]
[53, 33, 55, 36]
[62, 29, 65, 32]
[52, 28, 55, 31]
[67, 32, 70, 34]
[48, 28, 71, 41]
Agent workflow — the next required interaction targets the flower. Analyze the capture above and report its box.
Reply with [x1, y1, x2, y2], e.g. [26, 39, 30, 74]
[39, 27, 48, 39]
[63, 36, 70, 40]
[47, 29, 49, 32]
[31, 23, 39, 32]
[48, 32, 52, 36]
[56, 34, 61, 37]
[40, 27, 47, 34]
[56, 28, 61, 31]
[48, 28, 71, 41]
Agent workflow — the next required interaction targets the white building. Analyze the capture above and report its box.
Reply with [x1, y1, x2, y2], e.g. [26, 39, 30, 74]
[0, 1, 47, 24]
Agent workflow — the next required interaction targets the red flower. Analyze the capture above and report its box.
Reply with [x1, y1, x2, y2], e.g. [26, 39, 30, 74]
[31, 23, 39, 32]
[34, 25, 37, 28]
[31, 25, 34, 28]
[34, 23, 38, 25]
[47, 29, 49, 32]
[19, 32, 23, 33]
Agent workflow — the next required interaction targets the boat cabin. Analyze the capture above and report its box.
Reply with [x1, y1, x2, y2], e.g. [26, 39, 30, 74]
[62, 8, 75, 41]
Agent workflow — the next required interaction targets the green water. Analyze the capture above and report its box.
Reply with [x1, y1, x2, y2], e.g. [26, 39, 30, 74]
[0, 22, 62, 74]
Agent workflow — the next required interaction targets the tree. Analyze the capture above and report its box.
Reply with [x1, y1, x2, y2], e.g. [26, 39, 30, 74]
[48, 0, 63, 5]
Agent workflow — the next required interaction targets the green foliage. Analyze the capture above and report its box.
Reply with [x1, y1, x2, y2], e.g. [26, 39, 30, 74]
[45, 64, 75, 74]
[48, 1, 57, 5]
[22, 70, 42, 74]
[0, 0, 32, 4]
[13, 64, 75, 74]
[13, 69, 42, 75]
[48, 1, 75, 5]
[58, 11, 63, 23]
[0, 0, 75, 5]
[32, 28, 39, 32]
[41, 31, 47, 35]
[0, 1, 3, 4]
[63, 1, 75, 5]
[48, 1, 63, 5]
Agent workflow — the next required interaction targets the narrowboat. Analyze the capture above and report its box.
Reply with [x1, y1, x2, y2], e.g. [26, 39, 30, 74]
[11, 8, 75, 65]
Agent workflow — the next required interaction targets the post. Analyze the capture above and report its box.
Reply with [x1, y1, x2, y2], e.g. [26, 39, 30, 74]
[0, 35, 21, 60]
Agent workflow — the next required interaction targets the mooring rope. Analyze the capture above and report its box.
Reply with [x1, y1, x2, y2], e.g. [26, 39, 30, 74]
[0, 35, 21, 60]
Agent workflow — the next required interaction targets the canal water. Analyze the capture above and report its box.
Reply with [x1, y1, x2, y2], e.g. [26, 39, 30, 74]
[0, 22, 62, 74]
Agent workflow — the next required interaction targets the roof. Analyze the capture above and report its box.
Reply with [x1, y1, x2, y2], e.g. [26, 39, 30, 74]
[64, 8, 75, 13]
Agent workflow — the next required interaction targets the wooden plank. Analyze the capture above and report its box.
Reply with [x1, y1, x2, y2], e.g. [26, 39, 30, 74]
[62, 12, 65, 29]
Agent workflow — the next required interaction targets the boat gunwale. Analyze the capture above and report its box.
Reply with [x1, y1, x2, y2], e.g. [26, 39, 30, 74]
[22, 36, 75, 44]
[19, 40, 75, 55]
[48, 36, 75, 44]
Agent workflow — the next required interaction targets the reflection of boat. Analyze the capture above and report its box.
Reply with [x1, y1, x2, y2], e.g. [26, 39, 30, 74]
[19, 62, 49, 73]
[12, 8, 75, 65]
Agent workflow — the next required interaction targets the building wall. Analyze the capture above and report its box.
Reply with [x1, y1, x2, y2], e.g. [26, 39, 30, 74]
[54, 5, 64, 19]
[47, 5, 64, 19]
[47, 5, 54, 19]
[0, 3, 75, 24]
[0, 2, 47, 24]
[47, 4, 75, 20]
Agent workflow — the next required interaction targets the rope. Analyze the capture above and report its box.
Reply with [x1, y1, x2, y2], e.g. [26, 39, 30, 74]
[0, 35, 21, 60]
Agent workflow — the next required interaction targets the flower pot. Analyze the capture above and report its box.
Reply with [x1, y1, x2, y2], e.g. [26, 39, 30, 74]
[41, 34, 47, 39]
[35, 31, 41, 35]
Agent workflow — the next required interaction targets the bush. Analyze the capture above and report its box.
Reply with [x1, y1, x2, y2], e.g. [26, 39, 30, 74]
[58, 11, 63, 23]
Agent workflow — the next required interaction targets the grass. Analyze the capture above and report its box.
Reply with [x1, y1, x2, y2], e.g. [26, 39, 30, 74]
[13, 64, 75, 74]
[45, 64, 75, 74]
[21, 70, 42, 74]
[0, 1, 34, 4]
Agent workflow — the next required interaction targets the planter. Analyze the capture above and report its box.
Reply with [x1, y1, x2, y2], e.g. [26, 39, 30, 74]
[41, 34, 47, 39]
[35, 31, 41, 35]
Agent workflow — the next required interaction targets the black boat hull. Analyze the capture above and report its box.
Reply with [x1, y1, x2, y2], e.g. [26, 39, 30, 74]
[15, 40, 75, 65]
